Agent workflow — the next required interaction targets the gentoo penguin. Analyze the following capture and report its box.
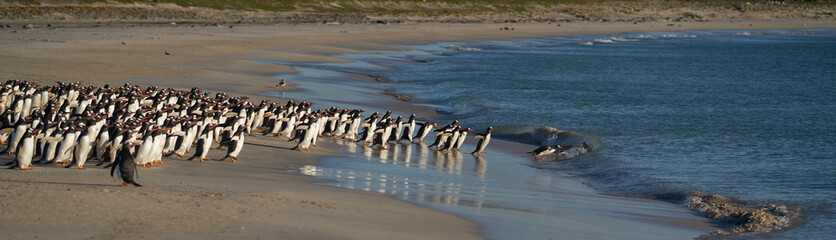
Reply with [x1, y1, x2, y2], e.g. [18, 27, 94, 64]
[356, 114, 379, 146]
[450, 128, 473, 152]
[277, 79, 287, 88]
[100, 127, 126, 166]
[471, 127, 496, 155]
[111, 143, 142, 187]
[278, 112, 298, 139]
[173, 121, 198, 158]
[8, 128, 36, 170]
[413, 121, 437, 143]
[66, 128, 93, 169]
[134, 130, 157, 167]
[53, 127, 78, 164]
[399, 114, 418, 143]
[1, 118, 30, 155]
[343, 112, 363, 140]
[220, 128, 245, 162]
[189, 124, 216, 162]
[389, 116, 404, 142]
[428, 121, 460, 149]
[150, 127, 169, 165]
[371, 121, 394, 150]
[444, 126, 464, 152]
[292, 116, 320, 152]
[528, 145, 563, 160]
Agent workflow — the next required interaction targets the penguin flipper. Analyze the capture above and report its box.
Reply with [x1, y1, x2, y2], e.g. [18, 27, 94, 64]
[473, 134, 485, 139]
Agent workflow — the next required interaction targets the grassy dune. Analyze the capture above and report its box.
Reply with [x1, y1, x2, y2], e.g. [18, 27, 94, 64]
[1, 0, 833, 24]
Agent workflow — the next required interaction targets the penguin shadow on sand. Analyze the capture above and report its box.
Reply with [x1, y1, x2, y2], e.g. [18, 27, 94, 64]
[0, 179, 114, 187]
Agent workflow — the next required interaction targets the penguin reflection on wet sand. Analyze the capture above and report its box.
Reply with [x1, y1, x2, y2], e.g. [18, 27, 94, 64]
[111, 143, 142, 187]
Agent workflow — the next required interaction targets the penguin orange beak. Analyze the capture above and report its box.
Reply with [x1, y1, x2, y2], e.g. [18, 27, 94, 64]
[490, 127, 497, 130]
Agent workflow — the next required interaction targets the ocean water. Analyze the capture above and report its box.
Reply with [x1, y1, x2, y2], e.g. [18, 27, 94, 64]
[272, 29, 835, 239]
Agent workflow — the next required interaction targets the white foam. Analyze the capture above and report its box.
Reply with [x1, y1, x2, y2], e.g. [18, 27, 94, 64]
[580, 41, 594, 46]
[443, 45, 482, 51]
[610, 37, 639, 42]
[593, 39, 616, 44]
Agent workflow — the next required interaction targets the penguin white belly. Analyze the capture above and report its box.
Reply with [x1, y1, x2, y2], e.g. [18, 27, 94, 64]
[17, 138, 35, 169]
[74, 136, 92, 168]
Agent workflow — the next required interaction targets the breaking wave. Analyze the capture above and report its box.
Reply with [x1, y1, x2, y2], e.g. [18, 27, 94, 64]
[443, 45, 482, 51]
[496, 126, 599, 150]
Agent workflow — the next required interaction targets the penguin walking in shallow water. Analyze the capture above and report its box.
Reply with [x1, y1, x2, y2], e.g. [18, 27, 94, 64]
[471, 127, 496, 155]
[413, 121, 437, 143]
[399, 114, 418, 143]
[451, 128, 473, 152]
[111, 143, 142, 187]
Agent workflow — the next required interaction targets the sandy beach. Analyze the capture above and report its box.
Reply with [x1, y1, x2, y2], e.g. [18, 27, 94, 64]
[1, 17, 834, 239]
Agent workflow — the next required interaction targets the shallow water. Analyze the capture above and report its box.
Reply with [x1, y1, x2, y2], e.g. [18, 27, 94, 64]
[269, 29, 836, 239]
[302, 140, 709, 240]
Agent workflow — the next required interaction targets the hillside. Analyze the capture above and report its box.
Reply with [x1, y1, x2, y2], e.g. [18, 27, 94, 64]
[1, 0, 833, 26]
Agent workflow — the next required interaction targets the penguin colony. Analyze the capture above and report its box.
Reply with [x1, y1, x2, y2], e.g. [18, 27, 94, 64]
[1, 80, 495, 186]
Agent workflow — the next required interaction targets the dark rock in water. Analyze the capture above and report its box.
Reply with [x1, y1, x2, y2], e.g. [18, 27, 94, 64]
[367, 74, 394, 83]
[24, 24, 34, 29]
[685, 192, 797, 236]
[414, 59, 432, 63]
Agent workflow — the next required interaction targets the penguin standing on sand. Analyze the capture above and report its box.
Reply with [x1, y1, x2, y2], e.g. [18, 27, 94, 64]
[292, 116, 320, 152]
[8, 128, 36, 170]
[189, 124, 216, 162]
[471, 127, 496, 155]
[220, 128, 245, 162]
[111, 144, 142, 187]
[66, 128, 93, 169]
[1, 119, 29, 155]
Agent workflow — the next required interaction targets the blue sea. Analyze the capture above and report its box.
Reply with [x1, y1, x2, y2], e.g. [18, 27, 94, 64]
[270, 29, 835, 239]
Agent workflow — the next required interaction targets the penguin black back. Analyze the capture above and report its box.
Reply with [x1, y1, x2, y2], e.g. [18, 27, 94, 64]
[111, 144, 142, 187]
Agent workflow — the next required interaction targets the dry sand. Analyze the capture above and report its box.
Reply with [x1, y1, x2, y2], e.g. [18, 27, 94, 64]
[1, 19, 834, 239]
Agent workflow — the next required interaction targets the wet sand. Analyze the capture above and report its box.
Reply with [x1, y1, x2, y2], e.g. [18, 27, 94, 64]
[1, 20, 833, 239]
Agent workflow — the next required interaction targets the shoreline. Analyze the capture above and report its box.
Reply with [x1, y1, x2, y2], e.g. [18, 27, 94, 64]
[1, 20, 833, 239]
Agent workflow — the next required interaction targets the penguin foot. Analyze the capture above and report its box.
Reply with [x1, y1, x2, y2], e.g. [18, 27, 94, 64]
[120, 183, 129, 187]
[154, 160, 167, 165]
[20, 167, 32, 170]
[230, 157, 238, 163]
[77, 166, 86, 170]
[481, 151, 486, 154]
[305, 148, 311, 152]
[186, 150, 193, 153]
[200, 158, 210, 162]
[175, 153, 185, 159]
